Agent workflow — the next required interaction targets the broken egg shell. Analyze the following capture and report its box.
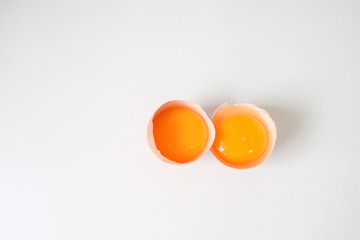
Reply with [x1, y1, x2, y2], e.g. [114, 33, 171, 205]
[147, 100, 215, 165]
[211, 103, 277, 169]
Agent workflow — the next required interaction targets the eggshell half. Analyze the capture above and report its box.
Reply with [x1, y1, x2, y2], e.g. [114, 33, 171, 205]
[211, 103, 277, 169]
[147, 100, 215, 164]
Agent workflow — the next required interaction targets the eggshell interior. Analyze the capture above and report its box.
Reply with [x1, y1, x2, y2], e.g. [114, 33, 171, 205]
[147, 100, 215, 164]
[211, 103, 277, 169]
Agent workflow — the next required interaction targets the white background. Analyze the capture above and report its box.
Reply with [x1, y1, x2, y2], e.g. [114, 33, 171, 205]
[1, 0, 360, 239]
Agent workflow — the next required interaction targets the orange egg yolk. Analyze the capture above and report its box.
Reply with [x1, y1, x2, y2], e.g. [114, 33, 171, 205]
[213, 114, 267, 164]
[152, 107, 208, 163]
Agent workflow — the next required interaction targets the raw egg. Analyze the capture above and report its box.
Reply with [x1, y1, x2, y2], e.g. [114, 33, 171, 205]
[211, 103, 276, 169]
[147, 100, 215, 164]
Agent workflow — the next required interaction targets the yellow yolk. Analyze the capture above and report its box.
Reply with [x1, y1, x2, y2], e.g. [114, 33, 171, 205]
[152, 107, 208, 163]
[213, 114, 267, 164]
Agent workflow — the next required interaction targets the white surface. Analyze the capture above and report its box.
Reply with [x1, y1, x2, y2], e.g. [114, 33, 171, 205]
[1, 0, 360, 239]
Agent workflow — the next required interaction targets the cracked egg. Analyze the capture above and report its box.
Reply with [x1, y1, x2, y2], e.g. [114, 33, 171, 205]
[147, 100, 215, 164]
[211, 103, 276, 169]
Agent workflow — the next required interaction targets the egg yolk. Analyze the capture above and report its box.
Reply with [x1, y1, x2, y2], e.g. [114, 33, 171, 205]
[152, 107, 208, 163]
[213, 114, 267, 164]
